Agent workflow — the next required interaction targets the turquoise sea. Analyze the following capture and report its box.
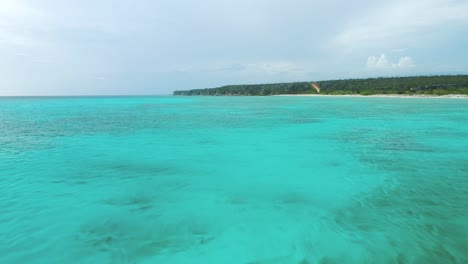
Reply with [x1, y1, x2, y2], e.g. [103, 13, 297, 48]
[0, 96, 467, 263]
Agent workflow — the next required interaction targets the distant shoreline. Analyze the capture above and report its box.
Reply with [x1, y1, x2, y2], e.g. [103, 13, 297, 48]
[273, 94, 468, 98]
[173, 75, 468, 96]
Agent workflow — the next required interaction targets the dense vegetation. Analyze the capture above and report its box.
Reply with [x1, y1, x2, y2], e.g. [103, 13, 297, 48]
[173, 75, 468, 96]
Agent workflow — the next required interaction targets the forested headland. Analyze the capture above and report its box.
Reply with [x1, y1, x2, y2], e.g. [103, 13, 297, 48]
[173, 75, 468, 96]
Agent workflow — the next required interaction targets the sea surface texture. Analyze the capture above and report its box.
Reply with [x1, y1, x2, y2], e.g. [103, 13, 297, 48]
[1, 96, 467, 263]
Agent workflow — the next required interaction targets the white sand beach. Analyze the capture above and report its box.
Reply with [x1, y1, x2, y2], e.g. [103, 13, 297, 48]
[274, 94, 468, 98]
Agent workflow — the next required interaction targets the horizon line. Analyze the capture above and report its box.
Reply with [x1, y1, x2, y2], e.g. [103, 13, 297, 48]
[3, 73, 467, 97]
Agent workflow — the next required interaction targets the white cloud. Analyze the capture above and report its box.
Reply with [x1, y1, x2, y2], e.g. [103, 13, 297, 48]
[367, 54, 390, 68]
[367, 54, 415, 69]
[334, 0, 468, 50]
[397, 56, 415, 68]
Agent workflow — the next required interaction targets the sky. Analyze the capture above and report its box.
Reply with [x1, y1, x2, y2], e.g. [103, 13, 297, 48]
[1, 0, 468, 95]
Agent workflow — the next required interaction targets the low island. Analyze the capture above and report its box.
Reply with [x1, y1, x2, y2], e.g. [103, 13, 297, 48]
[173, 75, 468, 97]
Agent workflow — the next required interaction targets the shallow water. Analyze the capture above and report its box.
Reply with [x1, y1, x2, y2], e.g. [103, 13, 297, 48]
[0, 96, 467, 263]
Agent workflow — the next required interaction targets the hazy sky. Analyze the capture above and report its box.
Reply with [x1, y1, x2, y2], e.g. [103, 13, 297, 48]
[1, 0, 468, 95]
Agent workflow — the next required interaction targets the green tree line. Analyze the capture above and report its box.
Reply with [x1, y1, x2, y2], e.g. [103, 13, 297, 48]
[173, 75, 468, 96]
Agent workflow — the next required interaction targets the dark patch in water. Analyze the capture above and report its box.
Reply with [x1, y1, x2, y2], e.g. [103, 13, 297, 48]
[247, 255, 310, 264]
[76, 213, 216, 262]
[274, 192, 312, 205]
[331, 167, 468, 263]
[336, 128, 430, 153]
[319, 257, 343, 264]
[375, 138, 434, 152]
[77, 217, 175, 262]
[102, 193, 155, 208]
[130, 205, 153, 213]
[198, 139, 219, 145]
[108, 163, 173, 175]
[326, 161, 342, 167]
[75, 180, 87, 185]
[288, 117, 321, 124]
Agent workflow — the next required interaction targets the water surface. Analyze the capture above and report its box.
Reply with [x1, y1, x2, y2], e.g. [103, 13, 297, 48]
[1, 96, 467, 263]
